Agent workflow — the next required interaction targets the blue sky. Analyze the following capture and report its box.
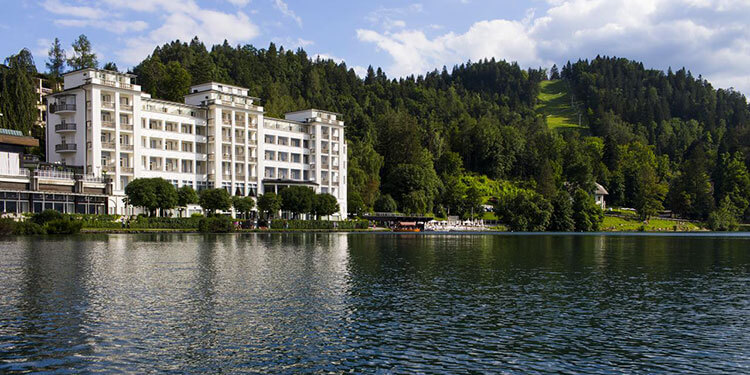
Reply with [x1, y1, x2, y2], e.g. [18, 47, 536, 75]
[2, 0, 750, 94]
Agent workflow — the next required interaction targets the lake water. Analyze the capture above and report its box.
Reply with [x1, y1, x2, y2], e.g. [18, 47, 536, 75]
[0, 233, 749, 373]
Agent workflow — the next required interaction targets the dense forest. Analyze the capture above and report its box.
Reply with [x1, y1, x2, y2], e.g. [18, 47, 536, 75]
[2, 36, 750, 229]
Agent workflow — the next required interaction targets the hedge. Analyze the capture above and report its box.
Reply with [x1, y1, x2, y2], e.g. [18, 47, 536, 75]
[270, 219, 369, 230]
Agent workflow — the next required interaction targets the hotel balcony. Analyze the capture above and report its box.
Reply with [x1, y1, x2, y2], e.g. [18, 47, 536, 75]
[55, 143, 77, 152]
[222, 153, 231, 161]
[121, 124, 134, 131]
[102, 120, 115, 129]
[49, 103, 76, 113]
[102, 101, 115, 110]
[102, 142, 116, 150]
[121, 104, 133, 111]
[248, 157, 257, 163]
[121, 167, 134, 174]
[102, 164, 116, 173]
[222, 136, 232, 143]
[55, 123, 77, 132]
[121, 144, 133, 151]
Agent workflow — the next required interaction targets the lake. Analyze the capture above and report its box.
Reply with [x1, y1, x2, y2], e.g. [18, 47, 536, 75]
[0, 233, 749, 373]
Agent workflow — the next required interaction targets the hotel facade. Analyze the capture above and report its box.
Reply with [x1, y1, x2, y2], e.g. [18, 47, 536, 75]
[46, 69, 347, 217]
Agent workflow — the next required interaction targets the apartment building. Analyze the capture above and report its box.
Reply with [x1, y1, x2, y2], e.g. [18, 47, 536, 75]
[46, 69, 347, 218]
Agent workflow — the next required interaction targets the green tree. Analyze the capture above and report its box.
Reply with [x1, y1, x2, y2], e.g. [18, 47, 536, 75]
[549, 190, 575, 232]
[232, 196, 256, 219]
[136, 56, 166, 97]
[199, 188, 232, 216]
[313, 193, 339, 219]
[177, 185, 198, 217]
[0, 49, 37, 134]
[572, 188, 604, 231]
[67, 34, 98, 70]
[374, 194, 397, 213]
[257, 192, 282, 220]
[634, 166, 667, 221]
[707, 196, 740, 231]
[402, 190, 429, 215]
[124, 178, 177, 216]
[280, 186, 315, 218]
[493, 189, 552, 231]
[46, 38, 66, 80]
[461, 186, 484, 220]
[715, 152, 750, 221]
[347, 191, 366, 217]
[162, 61, 192, 102]
[102, 62, 119, 72]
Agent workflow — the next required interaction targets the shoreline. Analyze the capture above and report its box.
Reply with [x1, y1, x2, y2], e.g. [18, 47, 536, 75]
[75, 228, 720, 234]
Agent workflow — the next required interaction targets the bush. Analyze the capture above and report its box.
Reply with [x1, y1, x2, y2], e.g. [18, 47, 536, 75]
[0, 218, 16, 236]
[269, 219, 369, 230]
[14, 221, 46, 235]
[31, 210, 63, 225]
[44, 219, 83, 234]
[198, 216, 234, 233]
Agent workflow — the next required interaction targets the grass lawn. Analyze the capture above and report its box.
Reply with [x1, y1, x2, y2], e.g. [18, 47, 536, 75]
[602, 216, 704, 232]
[536, 80, 587, 131]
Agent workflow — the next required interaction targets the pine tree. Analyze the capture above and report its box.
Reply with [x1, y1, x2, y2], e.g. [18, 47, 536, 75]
[0, 49, 37, 134]
[67, 34, 98, 70]
[46, 38, 66, 80]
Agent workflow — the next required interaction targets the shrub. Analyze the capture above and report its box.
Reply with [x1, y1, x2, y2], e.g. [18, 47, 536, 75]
[198, 216, 234, 233]
[0, 218, 16, 236]
[44, 219, 83, 234]
[31, 210, 63, 225]
[269, 219, 369, 230]
[14, 221, 46, 235]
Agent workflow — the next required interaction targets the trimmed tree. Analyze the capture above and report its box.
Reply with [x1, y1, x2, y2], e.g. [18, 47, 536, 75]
[199, 188, 231, 216]
[177, 185, 199, 217]
[280, 186, 315, 219]
[257, 192, 282, 220]
[233, 196, 256, 219]
[313, 193, 339, 219]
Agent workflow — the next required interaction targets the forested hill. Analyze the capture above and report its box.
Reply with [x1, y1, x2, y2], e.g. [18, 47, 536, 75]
[131, 39, 750, 225]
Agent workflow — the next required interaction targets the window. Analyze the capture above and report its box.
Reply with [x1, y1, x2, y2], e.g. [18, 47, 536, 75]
[278, 152, 288, 162]
[291, 138, 301, 147]
[265, 135, 275, 144]
[291, 153, 301, 163]
[265, 167, 275, 178]
[303, 140, 309, 148]
[291, 169, 301, 180]
[264, 150, 275, 161]
[277, 137, 289, 146]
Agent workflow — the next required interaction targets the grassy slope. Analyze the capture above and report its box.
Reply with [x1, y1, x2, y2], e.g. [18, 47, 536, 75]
[536, 80, 586, 130]
[602, 215, 704, 232]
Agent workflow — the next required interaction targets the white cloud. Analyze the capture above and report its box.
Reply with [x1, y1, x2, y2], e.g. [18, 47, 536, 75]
[366, 3, 423, 30]
[357, 0, 750, 94]
[118, 9, 259, 64]
[38, 0, 261, 67]
[272, 37, 314, 50]
[273, 0, 302, 27]
[42, 0, 104, 19]
[55, 19, 149, 34]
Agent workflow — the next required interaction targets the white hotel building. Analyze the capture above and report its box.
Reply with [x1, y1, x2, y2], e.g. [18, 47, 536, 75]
[46, 69, 347, 217]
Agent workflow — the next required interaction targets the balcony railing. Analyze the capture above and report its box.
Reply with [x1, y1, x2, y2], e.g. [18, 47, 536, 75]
[102, 165, 116, 173]
[55, 123, 76, 132]
[49, 103, 76, 113]
[0, 168, 30, 177]
[222, 153, 232, 161]
[102, 101, 115, 109]
[102, 121, 115, 129]
[121, 167, 134, 174]
[222, 136, 232, 143]
[36, 169, 74, 179]
[120, 104, 133, 111]
[102, 142, 116, 149]
[121, 144, 133, 151]
[121, 124, 133, 131]
[55, 143, 77, 152]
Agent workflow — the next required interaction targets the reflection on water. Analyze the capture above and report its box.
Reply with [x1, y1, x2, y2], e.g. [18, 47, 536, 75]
[0, 233, 749, 373]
